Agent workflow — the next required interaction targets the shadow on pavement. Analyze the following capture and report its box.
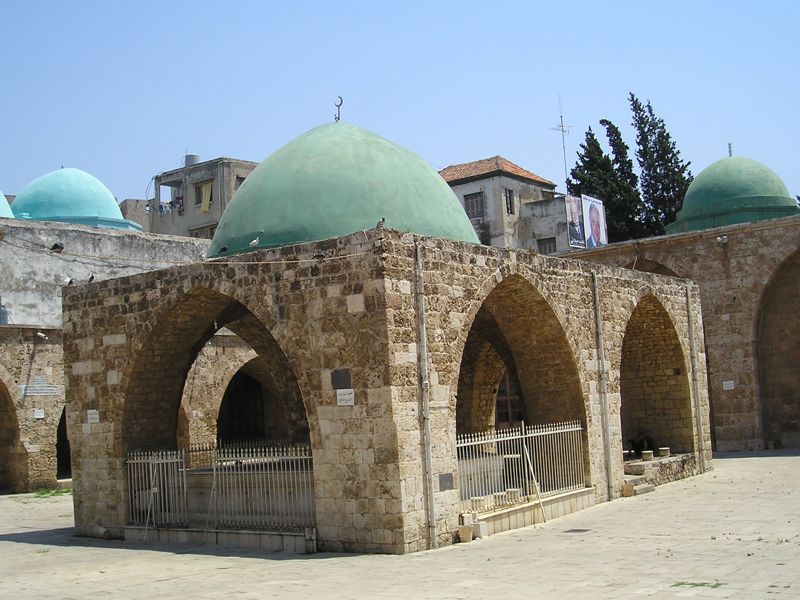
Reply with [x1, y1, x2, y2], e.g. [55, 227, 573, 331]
[0, 526, 347, 561]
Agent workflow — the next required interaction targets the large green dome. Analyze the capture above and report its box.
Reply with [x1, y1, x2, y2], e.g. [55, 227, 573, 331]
[666, 156, 798, 233]
[0, 190, 12, 219]
[12, 167, 141, 230]
[208, 122, 478, 257]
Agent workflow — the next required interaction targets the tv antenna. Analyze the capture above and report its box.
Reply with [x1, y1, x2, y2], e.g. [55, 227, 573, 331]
[551, 95, 571, 190]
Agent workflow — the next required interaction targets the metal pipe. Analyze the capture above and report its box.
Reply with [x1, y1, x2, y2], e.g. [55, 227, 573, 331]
[591, 270, 614, 501]
[686, 285, 707, 473]
[414, 241, 437, 549]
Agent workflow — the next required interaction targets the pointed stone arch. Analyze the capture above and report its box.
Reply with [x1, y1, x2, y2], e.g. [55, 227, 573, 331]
[756, 247, 800, 448]
[620, 294, 694, 454]
[122, 286, 310, 453]
[455, 273, 587, 432]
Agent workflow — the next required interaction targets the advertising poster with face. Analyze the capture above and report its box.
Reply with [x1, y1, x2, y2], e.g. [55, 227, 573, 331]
[581, 194, 607, 248]
[566, 195, 586, 248]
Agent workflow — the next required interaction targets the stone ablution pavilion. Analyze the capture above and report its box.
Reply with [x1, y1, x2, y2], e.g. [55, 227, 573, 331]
[62, 123, 712, 554]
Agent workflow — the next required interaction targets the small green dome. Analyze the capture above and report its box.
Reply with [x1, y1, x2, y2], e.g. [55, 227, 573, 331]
[208, 122, 478, 257]
[666, 156, 798, 233]
[0, 190, 13, 219]
[12, 167, 141, 231]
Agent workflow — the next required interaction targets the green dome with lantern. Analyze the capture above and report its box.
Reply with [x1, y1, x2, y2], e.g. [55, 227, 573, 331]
[208, 122, 478, 257]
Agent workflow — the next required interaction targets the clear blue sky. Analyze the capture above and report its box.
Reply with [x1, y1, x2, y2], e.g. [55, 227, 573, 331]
[2, 1, 798, 201]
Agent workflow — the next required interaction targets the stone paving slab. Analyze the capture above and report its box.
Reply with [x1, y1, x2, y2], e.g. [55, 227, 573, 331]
[1, 452, 799, 599]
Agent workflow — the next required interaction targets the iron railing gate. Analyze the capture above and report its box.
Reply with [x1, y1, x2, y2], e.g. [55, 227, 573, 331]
[127, 450, 189, 528]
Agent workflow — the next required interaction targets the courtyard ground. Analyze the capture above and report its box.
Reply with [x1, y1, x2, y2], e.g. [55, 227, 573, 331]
[1, 452, 798, 599]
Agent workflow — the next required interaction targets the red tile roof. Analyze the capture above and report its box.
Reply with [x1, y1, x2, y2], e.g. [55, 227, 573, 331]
[439, 156, 555, 187]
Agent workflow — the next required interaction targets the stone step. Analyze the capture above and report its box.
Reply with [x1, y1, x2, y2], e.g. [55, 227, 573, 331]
[633, 483, 655, 495]
[622, 475, 649, 497]
[623, 474, 645, 485]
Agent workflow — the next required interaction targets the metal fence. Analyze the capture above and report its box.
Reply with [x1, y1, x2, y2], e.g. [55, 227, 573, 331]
[126, 443, 315, 532]
[213, 445, 315, 531]
[456, 420, 585, 514]
[127, 450, 189, 528]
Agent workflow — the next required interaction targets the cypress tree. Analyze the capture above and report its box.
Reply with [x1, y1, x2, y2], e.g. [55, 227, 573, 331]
[566, 127, 617, 210]
[629, 93, 693, 234]
[599, 118, 645, 241]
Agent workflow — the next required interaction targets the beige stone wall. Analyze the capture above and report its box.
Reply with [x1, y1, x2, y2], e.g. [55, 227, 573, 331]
[0, 326, 65, 491]
[381, 234, 711, 545]
[577, 214, 800, 451]
[63, 231, 402, 552]
[62, 227, 711, 553]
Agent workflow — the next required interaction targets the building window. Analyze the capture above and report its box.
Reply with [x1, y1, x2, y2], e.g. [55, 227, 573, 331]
[464, 191, 485, 219]
[505, 188, 515, 215]
[194, 180, 213, 212]
[234, 176, 247, 191]
[495, 369, 524, 429]
[537, 237, 557, 255]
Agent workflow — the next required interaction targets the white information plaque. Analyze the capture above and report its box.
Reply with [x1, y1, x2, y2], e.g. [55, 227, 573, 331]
[336, 389, 355, 406]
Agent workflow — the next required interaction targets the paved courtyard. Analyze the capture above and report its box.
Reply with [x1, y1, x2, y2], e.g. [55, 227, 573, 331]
[1, 452, 798, 599]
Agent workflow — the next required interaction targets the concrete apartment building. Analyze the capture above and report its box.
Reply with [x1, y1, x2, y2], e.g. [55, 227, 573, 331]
[439, 156, 609, 255]
[439, 156, 557, 248]
[148, 156, 258, 239]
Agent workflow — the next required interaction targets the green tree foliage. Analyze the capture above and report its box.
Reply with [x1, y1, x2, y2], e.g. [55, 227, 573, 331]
[567, 126, 643, 243]
[566, 127, 617, 214]
[629, 93, 693, 235]
[599, 118, 645, 241]
[568, 94, 694, 242]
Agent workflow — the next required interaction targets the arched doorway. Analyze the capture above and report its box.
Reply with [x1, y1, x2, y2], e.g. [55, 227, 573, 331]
[457, 275, 586, 431]
[620, 295, 693, 455]
[56, 408, 71, 479]
[455, 275, 589, 509]
[217, 356, 306, 445]
[218, 371, 265, 443]
[123, 288, 309, 453]
[121, 287, 314, 533]
[757, 250, 800, 448]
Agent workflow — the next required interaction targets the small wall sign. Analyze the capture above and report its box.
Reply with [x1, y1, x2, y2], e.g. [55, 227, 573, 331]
[336, 389, 355, 406]
[33, 408, 45, 419]
[722, 380, 735, 391]
[87, 409, 100, 424]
